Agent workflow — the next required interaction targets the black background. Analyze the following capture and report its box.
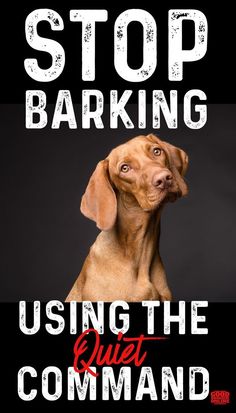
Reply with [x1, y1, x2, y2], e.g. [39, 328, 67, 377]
[0, 0, 235, 104]
[1, 302, 236, 410]
[0, 1, 236, 301]
[0, 1, 236, 410]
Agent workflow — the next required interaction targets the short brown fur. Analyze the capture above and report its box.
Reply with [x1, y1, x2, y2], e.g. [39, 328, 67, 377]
[66, 134, 188, 302]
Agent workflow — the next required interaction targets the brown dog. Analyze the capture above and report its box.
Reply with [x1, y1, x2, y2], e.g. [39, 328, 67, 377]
[66, 134, 188, 302]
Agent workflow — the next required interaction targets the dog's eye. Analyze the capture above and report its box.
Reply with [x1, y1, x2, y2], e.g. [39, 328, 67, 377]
[153, 147, 161, 156]
[120, 164, 130, 173]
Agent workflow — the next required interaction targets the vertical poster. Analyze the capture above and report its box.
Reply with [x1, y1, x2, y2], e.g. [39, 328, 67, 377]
[0, 1, 235, 410]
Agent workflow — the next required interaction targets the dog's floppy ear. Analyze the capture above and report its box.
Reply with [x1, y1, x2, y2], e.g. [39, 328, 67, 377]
[163, 141, 189, 177]
[80, 159, 117, 231]
[163, 141, 189, 197]
[147, 133, 189, 177]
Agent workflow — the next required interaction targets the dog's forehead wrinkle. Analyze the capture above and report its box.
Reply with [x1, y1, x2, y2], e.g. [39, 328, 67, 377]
[129, 136, 164, 152]
[66, 133, 188, 303]
[109, 146, 140, 166]
[109, 137, 157, 165]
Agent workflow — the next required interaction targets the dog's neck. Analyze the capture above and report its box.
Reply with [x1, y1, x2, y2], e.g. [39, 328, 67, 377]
[112, 193, 162, 272]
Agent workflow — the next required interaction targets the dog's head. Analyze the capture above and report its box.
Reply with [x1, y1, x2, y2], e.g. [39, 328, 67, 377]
[81, 134, 189, 230]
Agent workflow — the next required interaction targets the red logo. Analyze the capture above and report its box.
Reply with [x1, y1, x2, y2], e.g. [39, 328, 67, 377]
[210, 390, 230, 405]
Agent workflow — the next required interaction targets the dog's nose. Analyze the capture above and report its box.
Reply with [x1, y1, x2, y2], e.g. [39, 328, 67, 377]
[152, 171, 172, 189]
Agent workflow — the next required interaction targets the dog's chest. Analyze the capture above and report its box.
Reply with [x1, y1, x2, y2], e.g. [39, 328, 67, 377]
[84, 237, 159, 301]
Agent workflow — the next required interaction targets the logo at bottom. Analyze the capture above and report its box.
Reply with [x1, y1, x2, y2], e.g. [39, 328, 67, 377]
[210, 390, 230, 405]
